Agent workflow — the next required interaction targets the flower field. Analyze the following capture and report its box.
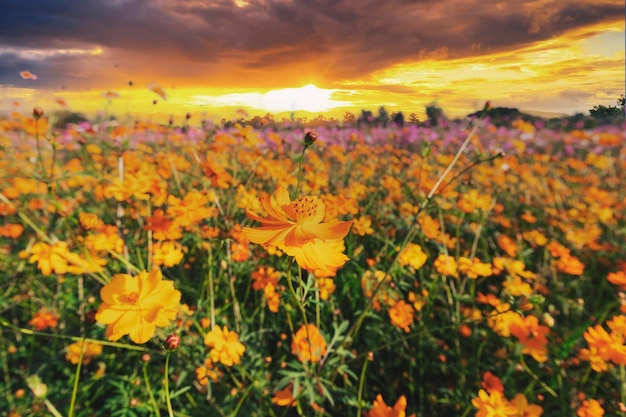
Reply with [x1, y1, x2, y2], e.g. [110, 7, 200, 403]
[1, 109, 625, 417]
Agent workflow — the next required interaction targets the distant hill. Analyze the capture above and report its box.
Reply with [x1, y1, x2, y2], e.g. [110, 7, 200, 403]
[466, 106, 561, 127]
[521, 110, 568, 119]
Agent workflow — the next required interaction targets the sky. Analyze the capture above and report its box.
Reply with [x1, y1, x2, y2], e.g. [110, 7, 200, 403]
[0, 0, 624, 122]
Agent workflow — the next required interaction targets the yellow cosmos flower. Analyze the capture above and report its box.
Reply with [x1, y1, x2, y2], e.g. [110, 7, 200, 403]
[95, 269, 181, 344]
[28, 241, 72, 276]
[471, 389, 517, 417]
[65, 341, 103, 365]
[242, 187, 352, 274]
[398, 243, 428, 270]
[204, 325, 246, 366]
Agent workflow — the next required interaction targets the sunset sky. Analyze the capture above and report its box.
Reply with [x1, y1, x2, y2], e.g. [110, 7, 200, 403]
[0, 0, 624, 122]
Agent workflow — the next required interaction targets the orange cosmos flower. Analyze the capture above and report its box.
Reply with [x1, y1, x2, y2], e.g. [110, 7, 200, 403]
[204, 325, 246, 366]
[251, 266, 280, 291]
[0, 223, 24, 238]
[458, 189, 492, 213]
[508, 393, 543, 417]
[29, 308, 59, 331]
[471, 389, 517, 417]
[582, 315, 626, 371]
[497, 234, 518, 257]
[556, 254, 585, 275]
[195, 357, 220, 385]
[509, 315, 549, 362]
[607, 271, 626, 291]
[144, 209, 182, 241]
[95, 269, 181, 344]
[78, 212, 104, 231]
[147, 82, 167, 100]
[242, 187, 352, 274]
[481, 371, 504, 394]
[476, 292, 501, 306]
[231, 241, 250, 262]
[365, 394, 415, 417]
[317, 276, 336, 300]
[388, 300, 414, 332]
[20, 70, 37, 80]
[291, 324, 327, 363]
[577, 398, 604, 417]
[271, 384, 296, 407]
[352, 215, 374, 236]
[263, 282, 281, 312]
[487, 303, 523, 337]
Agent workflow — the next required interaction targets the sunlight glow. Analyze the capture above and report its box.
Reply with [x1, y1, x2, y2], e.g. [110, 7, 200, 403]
[193, 84, 353, 113]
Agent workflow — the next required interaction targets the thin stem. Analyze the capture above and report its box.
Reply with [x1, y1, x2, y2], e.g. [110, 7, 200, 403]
[286, 259, 309, 329]
[208, 247, 216, 330]
[164, 351, 175, 417]
[293, 144, 310, 200]
[0, 333, 14, 409]
[356, 358, 370, 417]
[0, 319, 150, 352]
[68, 337, 87, 417]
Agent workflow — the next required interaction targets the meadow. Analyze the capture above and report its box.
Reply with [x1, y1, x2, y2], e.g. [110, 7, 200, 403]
[0, 106, 625, 417]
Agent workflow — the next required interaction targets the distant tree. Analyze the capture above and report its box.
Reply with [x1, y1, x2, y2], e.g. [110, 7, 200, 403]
[342, 111, 356, 124]
[263, 112, 275, 123]
[408, 112, 420, 125]
[589, 95, 625, 120]
[392, 111, 404, 127]
[358, 110, 374, 127]
[377, 106, 389, 126]
[589, 104, 622, 119]
[425, 104, 446, 127]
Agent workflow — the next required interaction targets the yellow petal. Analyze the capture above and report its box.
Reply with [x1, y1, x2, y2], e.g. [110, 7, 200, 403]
[129, 320, 156, 344]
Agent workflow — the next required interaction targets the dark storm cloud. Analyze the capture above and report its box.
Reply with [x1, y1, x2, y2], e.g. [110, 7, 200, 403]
[0, 0, 622, 88]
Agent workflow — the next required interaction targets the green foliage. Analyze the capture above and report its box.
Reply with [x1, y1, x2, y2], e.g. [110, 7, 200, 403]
[589, 95, 625, 120]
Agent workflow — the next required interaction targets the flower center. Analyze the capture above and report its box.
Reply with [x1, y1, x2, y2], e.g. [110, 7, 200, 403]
[126, 292, 140, 304]
[290, 197, 317, 220]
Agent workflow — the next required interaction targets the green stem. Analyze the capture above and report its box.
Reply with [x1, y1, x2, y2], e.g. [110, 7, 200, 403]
[286, 259, 308, 328]
[68, 337, 87, 417]
[293, 144, 309, 200]
[143, 360, 160, 416]
[519, 354, 557, 398]
[356, 358, 370, 417]
[164, 351, 175, 417]
[0, 319, 151, 351]
[0, 333, 14, 409]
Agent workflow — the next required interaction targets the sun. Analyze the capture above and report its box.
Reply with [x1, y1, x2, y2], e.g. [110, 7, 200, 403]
[261, 84, 348, 113]
[190, 84, 353, 114]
